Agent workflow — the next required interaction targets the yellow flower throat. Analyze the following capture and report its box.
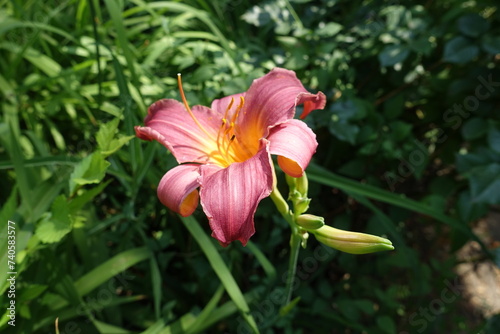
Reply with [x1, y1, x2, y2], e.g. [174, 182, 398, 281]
[177, 74, 258, 167]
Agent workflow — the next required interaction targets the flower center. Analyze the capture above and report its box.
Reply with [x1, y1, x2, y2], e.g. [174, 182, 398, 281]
[177, 74, 257, 167]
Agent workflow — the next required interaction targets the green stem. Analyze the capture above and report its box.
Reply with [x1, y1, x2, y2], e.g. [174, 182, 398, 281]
[284, 231, 301, 306]
[269, 185, 302, 307]
[269, 185, 293, 225]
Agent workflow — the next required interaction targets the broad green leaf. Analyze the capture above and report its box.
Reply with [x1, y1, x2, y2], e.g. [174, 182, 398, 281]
[316, 22, 343, 37]
[462, 118, 487, 140]
[458, 14, 489, 38]
[376, 314, 396, 334]
[69, 152, 111, 194]
[481, 35, 500, 54]
[96, 118, 121, 150]
[330, 98, 368, 121]
[68, 180, 112, 214]
[469, 164, 500, 204]
[457, 191, 488, 223]
[329, 119, 359, 145]
[35, 195, 72, 243]
[488, 123, 500, 153]
[96, 118, 135, 157]
[379, 44, 410, 67]
[443, 36, 479, 64]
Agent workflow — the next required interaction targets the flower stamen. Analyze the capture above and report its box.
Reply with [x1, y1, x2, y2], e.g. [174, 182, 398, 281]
[177, 73, 213, 140]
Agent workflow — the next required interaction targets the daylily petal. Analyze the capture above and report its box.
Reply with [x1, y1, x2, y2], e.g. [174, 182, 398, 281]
[157, 164, 201, 217]
[199, 141, 274, 246]
[268, 119, 317, 177]
[238, 68, 326, 140]
[211, 93, 246, 119]
[135, 99, 224, 164]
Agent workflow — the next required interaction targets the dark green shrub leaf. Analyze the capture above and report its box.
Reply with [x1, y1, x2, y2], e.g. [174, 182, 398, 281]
[458, 13, 489, 38]
[469, 163, 500, 204]
[481, 35, 500, 54]
[329, 119, 359, 145]
[443, 36, 479, 64]
[379, 44, 410, 67]
[376, 315, 396, 334]
[488, 123, 500, 153]
[462, 117, 487, 140]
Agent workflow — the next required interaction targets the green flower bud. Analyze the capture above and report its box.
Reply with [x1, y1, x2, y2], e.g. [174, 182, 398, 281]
[312, 225, 394, 254]
[296, 172, 309, 197]
[294, 197, 310, 215]
[296, 214, 325, 230]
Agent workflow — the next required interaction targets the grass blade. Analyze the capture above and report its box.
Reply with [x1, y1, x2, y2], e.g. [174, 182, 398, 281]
[74, 247, 150, 296]
[181, 215, 260, 333]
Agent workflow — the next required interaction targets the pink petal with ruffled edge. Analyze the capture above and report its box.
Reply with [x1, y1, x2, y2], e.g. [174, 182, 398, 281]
[199, 141, 274, 246]
[157, 164, 201, 217]
[135, 99, 224, 164]
[238, 68, 326, 140]
[267, 119, 318, 177]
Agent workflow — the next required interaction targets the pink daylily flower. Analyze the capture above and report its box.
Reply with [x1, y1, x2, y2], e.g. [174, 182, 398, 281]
[135, 68, 326, 246]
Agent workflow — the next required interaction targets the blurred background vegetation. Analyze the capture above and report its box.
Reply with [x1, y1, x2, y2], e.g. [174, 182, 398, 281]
[1, 0, 500, 333]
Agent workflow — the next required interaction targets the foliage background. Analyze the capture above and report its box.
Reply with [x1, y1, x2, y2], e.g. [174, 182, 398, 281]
[1, 0, 499, 333]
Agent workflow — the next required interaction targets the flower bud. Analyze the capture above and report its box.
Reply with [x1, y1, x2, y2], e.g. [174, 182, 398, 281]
[312, 225, 394, 254]
[296, 214, 325, 230]
[295, 172, 308, 197]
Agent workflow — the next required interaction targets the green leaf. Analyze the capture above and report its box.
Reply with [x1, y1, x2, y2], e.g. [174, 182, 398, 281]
[485, 314, 500, 334]
[185, 285, 225, 334]
[246, 241, 277, 282]
[331, 98, 368, 121]
[316, 22, 343, 37]
[96, 118, 135, 157]
[481, 35, 500, 54]
[376, 314, 396, 334]
[329, 119, 359, 145]
[457, 191, 488, 223]
[279, 296, 300, 316]
[69, 152, 111, 194]
[389, 121, 412, 142]
[68, 180, 112, 214]
[462, 118, 487, 140]
[383, 94, 405, 120]
[181, 215, 259, 334]
[443, 36, 479, 64]
[379, 44, 410, 67]
[469, 163, 500, 204]
[96, 118, 120, 150]
[74, 247, 150, 297]
[458, 14, 489, 38]
[35, 195, 73, 243]
[488, 123, 500, 153]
